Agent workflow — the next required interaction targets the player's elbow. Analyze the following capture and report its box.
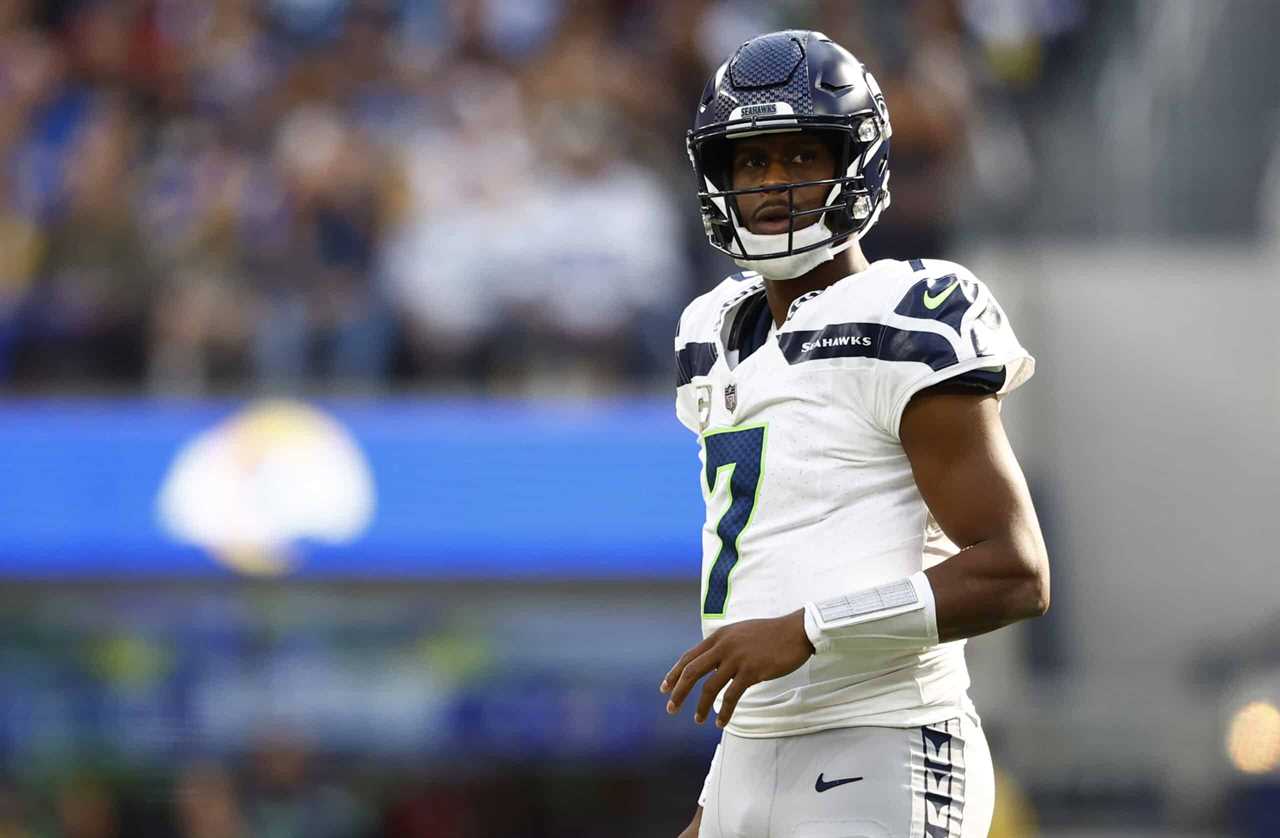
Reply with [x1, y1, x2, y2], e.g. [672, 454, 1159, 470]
[1012, 547, 1050, 620]
[1020, 570, 1050, 619]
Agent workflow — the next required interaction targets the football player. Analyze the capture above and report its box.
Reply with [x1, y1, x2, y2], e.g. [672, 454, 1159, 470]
[663, 31, 1049, 838]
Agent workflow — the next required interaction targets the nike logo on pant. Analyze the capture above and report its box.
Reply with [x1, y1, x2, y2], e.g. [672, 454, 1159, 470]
[815, 773, 863, 792]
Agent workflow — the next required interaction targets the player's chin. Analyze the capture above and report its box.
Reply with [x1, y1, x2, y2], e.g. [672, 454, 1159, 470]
[746, 215, 823, 237]
[749, 217, 792, 235]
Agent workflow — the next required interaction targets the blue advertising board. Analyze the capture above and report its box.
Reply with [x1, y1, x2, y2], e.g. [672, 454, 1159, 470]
[0, 398, 704, 578]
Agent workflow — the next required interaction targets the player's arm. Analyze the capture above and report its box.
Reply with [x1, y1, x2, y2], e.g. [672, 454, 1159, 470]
[900, 390, 1050, 642]
[677, 806, 702, 837]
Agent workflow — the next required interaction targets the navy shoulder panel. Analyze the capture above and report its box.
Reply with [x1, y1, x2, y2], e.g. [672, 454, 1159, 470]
[878, 325, 959, 370]
[893, 273, 976, 335]
[676, 342, 718, 386]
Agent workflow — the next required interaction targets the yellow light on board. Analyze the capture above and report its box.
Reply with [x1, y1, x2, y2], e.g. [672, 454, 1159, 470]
[1226, 701, 1280, 775]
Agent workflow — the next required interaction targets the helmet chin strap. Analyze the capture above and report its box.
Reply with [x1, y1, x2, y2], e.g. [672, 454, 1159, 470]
[731, 221, 854, 280]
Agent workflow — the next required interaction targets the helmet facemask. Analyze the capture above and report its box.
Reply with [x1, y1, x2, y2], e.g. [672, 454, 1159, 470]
[688, 112, 891, 280]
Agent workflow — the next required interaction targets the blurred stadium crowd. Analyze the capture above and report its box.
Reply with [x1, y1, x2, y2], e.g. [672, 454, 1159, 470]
[0, 0, 1090, 394]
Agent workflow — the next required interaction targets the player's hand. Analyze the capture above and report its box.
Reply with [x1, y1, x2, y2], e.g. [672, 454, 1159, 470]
[660, 608, 815, 728]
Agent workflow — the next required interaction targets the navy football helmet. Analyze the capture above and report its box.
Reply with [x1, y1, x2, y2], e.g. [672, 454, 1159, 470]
[687, 30, 891, 266]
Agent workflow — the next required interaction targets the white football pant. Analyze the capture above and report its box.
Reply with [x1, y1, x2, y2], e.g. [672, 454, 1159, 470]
[698, 706, 993, 837]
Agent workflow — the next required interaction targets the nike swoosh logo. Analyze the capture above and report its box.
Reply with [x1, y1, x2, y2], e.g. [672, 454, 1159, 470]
[815, 773, 863, 792]
[922, 278, 959, 310]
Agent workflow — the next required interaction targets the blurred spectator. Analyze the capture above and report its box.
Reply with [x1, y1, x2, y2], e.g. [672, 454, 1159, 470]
[0, 173, 41, 381]
[54, 777, 118, 838]
[13, 94, 155, 385]
[0, 782, 37, 838]
[251, 103, 399, 389]
[142, 116, 258, 390]
[381, 777, 477, 838]
[174, 762, 245, 838]
[242, 732, 371, 838]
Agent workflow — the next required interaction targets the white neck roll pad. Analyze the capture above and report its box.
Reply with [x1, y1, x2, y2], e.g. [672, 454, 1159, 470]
[731, 220, 854, 280]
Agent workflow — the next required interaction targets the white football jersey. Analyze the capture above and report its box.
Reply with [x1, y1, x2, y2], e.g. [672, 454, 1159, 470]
[674, 258, 1034, 737]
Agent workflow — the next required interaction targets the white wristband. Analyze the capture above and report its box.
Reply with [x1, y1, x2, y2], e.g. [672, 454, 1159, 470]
[802, 571, 940, 655]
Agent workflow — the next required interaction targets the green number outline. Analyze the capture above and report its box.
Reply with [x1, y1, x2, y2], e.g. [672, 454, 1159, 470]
[700, 421, 768, 619]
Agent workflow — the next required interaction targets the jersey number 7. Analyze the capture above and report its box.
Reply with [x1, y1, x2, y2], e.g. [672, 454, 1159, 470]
[701, 423, 767, 617]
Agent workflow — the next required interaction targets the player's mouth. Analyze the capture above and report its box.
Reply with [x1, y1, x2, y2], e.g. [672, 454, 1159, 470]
[752, 202, 793, 234]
